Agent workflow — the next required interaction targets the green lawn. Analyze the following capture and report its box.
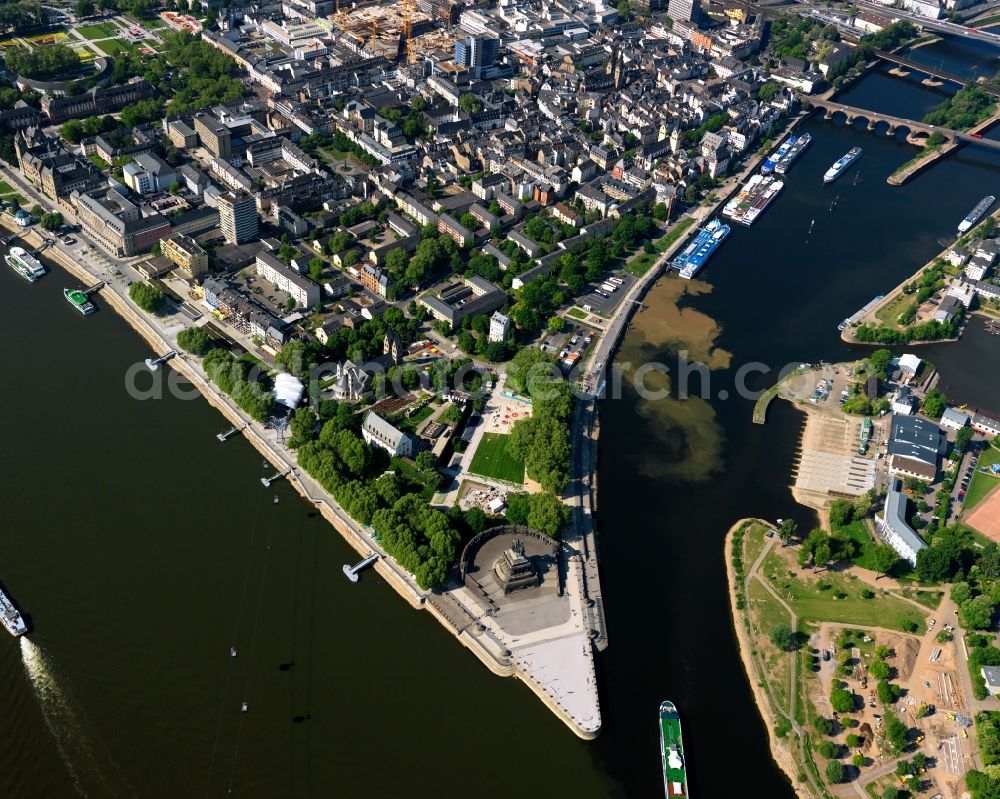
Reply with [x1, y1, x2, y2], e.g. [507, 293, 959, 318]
[468, 432, 525, 484]
[0, 181, 13, 194]
[874, 293, 913, 326]
[88, 154, 110, 170]
[566, 307, 586, 320]
[76, 22, 118, 39]
[763, 551, 926, 632]
[742, 520, 770, 569]
[965, 445, 1000, 511]
[835, 519, 880, 570]
[748, 578, 792, 712]
[95, 39, 130, 55]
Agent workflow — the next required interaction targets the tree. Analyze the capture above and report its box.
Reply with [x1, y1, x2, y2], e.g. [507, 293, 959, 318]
[464, 506, 486, 534]
[883, 713, 908, 755]
[778, 518, 798, 545]
[770, 624, 796, 651]
[829, 498, 854, 527]
[129, 281, 166, 313]
[4, 44, 81, 80]
[814, 716, 833, 735]
[817, 740, 838, 758]
[952, 581, 973, 606]
[758, 82, 778, 102]
[883, 786, 900, 799]
[39, 211, 63, 231]
[176, 326, 212, 356]
[869, 659, 890, 680]
[814, 542, 832, 571]
[825, 760, 845, 784]
[876, 679, 901, 704]
[458, 93, 481, 114]
[962, 595, 996, 631]
[916, 545, 953, 583]
[872, 545, 898, 580]
[830, 688, 855, 713]
[922, 388, 947, 419]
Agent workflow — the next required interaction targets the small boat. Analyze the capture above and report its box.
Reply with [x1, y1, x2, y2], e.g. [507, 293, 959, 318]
[809, 219, 815, 234]
[230, 646, 237, 658]
[273, 495, 279, 505]
[241, 701, 249, 713]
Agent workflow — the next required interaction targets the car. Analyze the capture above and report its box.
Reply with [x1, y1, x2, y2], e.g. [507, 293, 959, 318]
[971, 133, 984, 139]
[62, 235, 75, 245]
[594, 290, 608, 298]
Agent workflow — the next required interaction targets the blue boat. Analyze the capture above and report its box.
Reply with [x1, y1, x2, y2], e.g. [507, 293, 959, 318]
[674, 219, 731, 279]
[762, 135, 797, 175]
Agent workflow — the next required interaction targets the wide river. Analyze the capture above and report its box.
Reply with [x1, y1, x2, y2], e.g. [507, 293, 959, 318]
[2, 33, 1000, 799]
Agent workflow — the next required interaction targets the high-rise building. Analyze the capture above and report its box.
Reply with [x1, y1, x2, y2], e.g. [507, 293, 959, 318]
[454, 35, 499, 77]
[667, 0, 699, 23]
[218, 191, 259, 245]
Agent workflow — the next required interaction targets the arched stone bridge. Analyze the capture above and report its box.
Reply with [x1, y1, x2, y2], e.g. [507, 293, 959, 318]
[801, 95, 1000, 151]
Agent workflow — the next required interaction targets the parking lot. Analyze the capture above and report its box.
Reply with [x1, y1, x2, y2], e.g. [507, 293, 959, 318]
[540, 325, 596, 374]
[578, 271, 635, 316]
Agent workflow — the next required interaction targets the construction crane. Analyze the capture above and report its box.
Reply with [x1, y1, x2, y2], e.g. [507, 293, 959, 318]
[403, 0, 415, 64]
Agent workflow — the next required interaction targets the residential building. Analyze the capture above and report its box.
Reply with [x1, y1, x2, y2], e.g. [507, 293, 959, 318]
[162, 234, 209, 277]
[972, 408, 1000, 438]
[219, 192, 259, 245]
[362, 411, 415, 458]
[891, 386, 914, 416]
[123, 153, 177, 195]
[360, 263, 393, 298]
[939, 407, 970, 431]
[982, 666, 1000, 696]
[489, 310, 511, 342]
[875, 478, 927, 566]
[255, 251, 320, 308]
[438, 213, 475, 247]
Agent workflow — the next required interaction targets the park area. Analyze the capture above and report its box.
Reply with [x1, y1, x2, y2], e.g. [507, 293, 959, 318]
[730, 519, 972, 798]
[468, 433, 525, 484]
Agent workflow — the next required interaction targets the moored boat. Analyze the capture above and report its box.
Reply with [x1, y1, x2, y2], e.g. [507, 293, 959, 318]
[5, 246, 45, 282]
[824, 147, 863, 184]
[775, 132, 812, 175]
[958, 195, 995, 233]
[660, 700, 689, 798]
[762, 134, 797, 175]
[675, 219, 730, 279]
[64, 287, 95, 315]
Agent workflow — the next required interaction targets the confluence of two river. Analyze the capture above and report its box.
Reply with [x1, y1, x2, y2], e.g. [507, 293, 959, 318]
[1, 35, 1000, 799]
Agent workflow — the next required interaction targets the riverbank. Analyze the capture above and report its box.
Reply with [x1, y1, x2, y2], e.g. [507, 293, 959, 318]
[4, 217, 609, 738]
[725, 520, 819, 798]
[840, 204, 1000, 345]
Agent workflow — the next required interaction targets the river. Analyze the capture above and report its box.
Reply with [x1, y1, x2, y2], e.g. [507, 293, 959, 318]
[1, 33, 1000, 799]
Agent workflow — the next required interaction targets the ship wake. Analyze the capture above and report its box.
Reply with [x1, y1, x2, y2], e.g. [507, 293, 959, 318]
[20, 638, 129, 798]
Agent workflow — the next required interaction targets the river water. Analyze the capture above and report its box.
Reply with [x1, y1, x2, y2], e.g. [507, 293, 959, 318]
[2, 35, 1000, 799]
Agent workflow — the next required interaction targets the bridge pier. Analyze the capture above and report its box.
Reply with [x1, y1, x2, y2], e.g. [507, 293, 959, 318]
[824, 110, 833, 121]
[887, 126, 897, 137]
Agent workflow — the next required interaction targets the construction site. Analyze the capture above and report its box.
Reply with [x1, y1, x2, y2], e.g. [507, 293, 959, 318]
[329, 0, 457, 63]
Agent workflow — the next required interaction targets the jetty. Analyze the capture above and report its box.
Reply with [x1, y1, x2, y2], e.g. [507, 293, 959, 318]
[343, 553, 379, 582]
[260, 467, 291, 487]
[144, 350, 177, 371]
[216, 426, 243, 442]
